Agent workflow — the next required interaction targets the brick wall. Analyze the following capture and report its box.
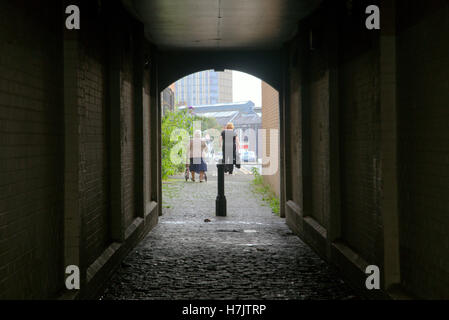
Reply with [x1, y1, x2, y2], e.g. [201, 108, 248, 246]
[284, 0, 449, 299]
[0, 0, 157, 299]
[287, 42, 303, 206]
[284, 1, 386, 296]
[338, 6, 383, 265]
[396, 0, 449, 299]
[261, 82, 280, 197]
[78, 8, 110, 268]
[0, 0, 64, 298]
[143, 62, 152, 207]
[120, 28, 136, 230]
[308, 30, 330, 228]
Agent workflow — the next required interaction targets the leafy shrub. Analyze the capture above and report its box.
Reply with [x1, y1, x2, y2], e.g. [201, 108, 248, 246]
[251, 167, 280, 215]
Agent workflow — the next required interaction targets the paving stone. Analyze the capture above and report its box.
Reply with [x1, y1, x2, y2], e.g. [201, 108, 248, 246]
[100, 174, 356, 300]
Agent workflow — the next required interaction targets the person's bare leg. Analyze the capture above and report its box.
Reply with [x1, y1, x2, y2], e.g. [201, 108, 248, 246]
[191, 171, 195, 181]
[199, 171, 204, 182]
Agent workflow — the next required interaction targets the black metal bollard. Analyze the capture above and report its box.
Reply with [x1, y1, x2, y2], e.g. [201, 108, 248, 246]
[216, 163, 227, 216]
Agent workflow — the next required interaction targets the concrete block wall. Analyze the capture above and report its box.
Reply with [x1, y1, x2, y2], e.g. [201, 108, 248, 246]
[0, 0, 64, 299]
[69, 1, 159, 299]
[284, 0, 449, 299]
[285, 6, 335, 264]
[396, 0, 449, 299]
[0, 0, 160, 299]
[338, 2, 383, 267]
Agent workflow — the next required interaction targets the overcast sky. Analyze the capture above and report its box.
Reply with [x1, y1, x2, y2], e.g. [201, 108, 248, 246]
[232, 70, 261, 106]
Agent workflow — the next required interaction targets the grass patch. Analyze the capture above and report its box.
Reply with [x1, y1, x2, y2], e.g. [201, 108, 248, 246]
[250, 167, 280, 216]
[162, 179, 183, 208]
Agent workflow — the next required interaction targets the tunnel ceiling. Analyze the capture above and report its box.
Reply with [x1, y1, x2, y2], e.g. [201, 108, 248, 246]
[123, 0, 322, 50]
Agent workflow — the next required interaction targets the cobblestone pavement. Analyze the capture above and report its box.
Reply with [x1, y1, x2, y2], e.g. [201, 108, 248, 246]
[100, 173, 357, 300]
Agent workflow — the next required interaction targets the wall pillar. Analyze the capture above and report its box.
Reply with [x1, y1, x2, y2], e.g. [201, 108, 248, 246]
[107, 6, 124, 242]
[150, 46, 161, 216]
[299, 26, 311, 219]
[279, 45, 289, 218]
[379, 0, 401, 290]
[133, 22, 145, 219]
[327, 0, 342, 258]
[63, 25, 84, 291]
[156, 58, 162, 217]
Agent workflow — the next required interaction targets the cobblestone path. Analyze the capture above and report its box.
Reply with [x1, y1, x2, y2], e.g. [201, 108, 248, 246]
[100, 173, 356, 300]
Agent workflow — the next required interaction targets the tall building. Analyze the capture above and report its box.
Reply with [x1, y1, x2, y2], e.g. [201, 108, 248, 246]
[160, 86, 175, 116]
[174, 70, 232, 107]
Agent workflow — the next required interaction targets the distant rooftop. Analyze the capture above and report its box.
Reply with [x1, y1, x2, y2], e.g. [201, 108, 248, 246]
[200, 111, 239, 118]
[177, 100, 261, 127]
[178, 101, 255, 113]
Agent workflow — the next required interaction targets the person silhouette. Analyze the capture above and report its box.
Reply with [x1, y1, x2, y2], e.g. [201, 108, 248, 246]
[220, 122, 240, 174]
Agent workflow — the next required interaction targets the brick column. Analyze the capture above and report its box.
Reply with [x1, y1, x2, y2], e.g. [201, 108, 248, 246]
[107, 8, 124, 242]
[279, 45, 289, 218]
[156, 57, 162, 217]
[150, 46, 161, 216]
[62, 0, 88, 290]
[299, 25, 311, 219]
[63, 28, 83, 286]
[133, 22, 145, 219]
[142, 42, 153, 215]
[327, 1, 342, 258]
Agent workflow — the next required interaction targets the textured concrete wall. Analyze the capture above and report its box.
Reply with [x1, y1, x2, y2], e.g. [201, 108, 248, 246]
[396, 0, 449, 299]
[0, 0, 64, 299]
[261, 82, 280, 197]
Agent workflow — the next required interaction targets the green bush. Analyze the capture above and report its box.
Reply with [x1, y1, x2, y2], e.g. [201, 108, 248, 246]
[251, 167, 280, 215]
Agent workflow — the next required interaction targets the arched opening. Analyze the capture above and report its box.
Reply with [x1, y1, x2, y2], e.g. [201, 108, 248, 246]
[101, 57, 357, 299]
[159, 69, 280, 218]
[157, 50, 282, 92]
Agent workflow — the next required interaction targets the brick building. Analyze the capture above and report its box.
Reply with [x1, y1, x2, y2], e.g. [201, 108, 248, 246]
[173, 70, 233, 107]
[261, 82, 280, 197]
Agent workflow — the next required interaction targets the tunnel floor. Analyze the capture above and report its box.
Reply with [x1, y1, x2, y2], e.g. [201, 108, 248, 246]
[100, 171, 357, 300]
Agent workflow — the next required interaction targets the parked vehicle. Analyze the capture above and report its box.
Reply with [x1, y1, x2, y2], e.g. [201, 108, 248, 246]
[241, 151, 256, 162]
